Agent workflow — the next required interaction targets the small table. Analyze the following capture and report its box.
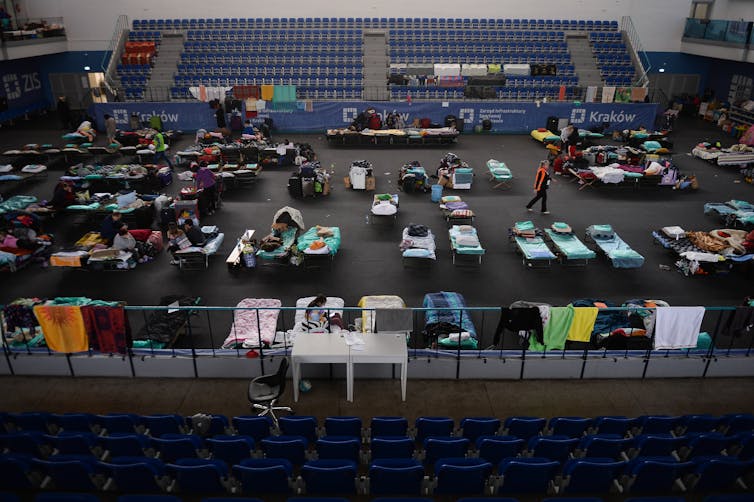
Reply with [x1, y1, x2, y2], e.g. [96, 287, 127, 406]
[291, 332, 351, 402]
[226, 229, 255, 268]
[348, 333, 408, 402]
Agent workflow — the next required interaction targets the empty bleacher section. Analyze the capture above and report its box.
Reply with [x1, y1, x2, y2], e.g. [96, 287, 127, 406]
[115, 31, 161, 101]
[114, 17, 641, 102]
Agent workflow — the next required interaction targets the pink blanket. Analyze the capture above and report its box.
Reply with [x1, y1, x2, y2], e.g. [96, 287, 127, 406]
[222, 298, 282, 348]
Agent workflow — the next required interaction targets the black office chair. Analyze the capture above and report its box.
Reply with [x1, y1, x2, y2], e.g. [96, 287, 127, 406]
[248, 358, 292, 428]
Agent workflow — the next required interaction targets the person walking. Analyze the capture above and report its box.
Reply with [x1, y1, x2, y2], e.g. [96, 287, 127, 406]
[152, 129, 173, 168]
[104, 114, 119, 145]
[526, 160, 552, 214]
[57, 96, 71, 130]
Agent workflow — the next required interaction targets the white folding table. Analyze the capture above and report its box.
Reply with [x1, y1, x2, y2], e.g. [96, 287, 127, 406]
[348, 332, 409, 402]
[291, 332, 351, 402]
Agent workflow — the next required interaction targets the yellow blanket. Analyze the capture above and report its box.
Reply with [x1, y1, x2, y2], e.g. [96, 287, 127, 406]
[566, 307, 599, 342]
[260, 85, 274, 101]
[33, 305, 89, 353]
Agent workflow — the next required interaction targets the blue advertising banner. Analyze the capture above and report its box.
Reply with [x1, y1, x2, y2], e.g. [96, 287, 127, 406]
[0, 58, 46, 122]
[92, 101, 661, 134]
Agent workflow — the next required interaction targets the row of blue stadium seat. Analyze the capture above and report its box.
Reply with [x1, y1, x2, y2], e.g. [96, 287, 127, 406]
[590, 31, 624, 41]
[388, 88, 581, 101]
[596, 54, 632, 64]
[186, 29, 362, 40]
[3, 450, 752, 495]
[132, 18, 620, 31]
[389, 29, 567, 40]
[184, 48, 361, 58]
[167, 87, 362, 100]
[175, 66, 362, 78]
[5, 413, 754, 440]
[600, 65, 636, 75]
[604, 77, 635, 86]
[116, 64, 151, 76]
[389, 41, 569, 50]
[180, 56, 361, 67]
[128, 31, 162, 42]
[389, 55, 572, 64]
[184, 41, 362, 50]
[592, 42, 628, 52]
[120, 76, 148, 86]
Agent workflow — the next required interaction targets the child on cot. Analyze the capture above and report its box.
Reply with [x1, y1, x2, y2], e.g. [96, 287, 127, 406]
[301, 294, 344, 332]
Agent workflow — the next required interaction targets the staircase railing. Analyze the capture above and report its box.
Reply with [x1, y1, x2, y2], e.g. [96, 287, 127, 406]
[621, 16, 651, 87]
[101, 14, 129, 93]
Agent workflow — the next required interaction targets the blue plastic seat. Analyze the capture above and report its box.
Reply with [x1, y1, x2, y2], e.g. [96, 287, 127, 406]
[32, 455, 103, 491]
[206, 435, 254, 466]
[722, 413, 754, 435]
[631, 434, 687, 458]
[232, 458, 293, 494]
[592, 416, 637, 436]
[0, 431, 49, 457]
[624, 456, 693, 493]
[528, 435, 579, 463]
[685, 432, 737, 459]
[324, 417, 362, 437]
[548, 417, 593, 437]
[45, 432, 99, 456]
[316, 436, 361, 462]
[476, 436, 525, 465]
[150, 434, 203, 462]
[637, 416, 681, 435]
[460, 417, 501, 442]
[260, 435, 308, 465]
[301, 459, 358, 495]
[51, 413, 97, 434]
[35, 494, 100, 502]
[168, 458, 229, 493]
[424, 437, 469, 467]
[371, 436, 414, 459]
[369, 458, 424, 495]
[690, 456, 754, 490]
[577, 434, 632, 459]
[279, 416, 318, 443]
[503, 416, 546, 439]
[103, 456, 169, 492]
[142, 415, 186, 437]
[0, 454, 38, 489]
[560, 457, 626, 493]
[434, 457, 492, 495]
[415, 417, 454, 444]
[497, 457, 559, 493]
[8, 412, 51, 433]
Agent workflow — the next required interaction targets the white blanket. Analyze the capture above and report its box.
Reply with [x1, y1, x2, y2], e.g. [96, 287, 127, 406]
[654, 306, 705, 350]
[590, 165, 625, 184]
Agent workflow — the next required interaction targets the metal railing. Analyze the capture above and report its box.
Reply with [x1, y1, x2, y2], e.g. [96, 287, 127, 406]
[102, 14, 130, 93]
[620, 16, 650, 87]
[2, 304, 751, 380]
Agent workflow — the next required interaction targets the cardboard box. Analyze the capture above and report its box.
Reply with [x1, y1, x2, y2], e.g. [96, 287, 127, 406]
[365, 176, 376, 191]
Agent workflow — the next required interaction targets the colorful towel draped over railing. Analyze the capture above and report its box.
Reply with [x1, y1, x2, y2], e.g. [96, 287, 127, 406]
[81, 305, 131, 355]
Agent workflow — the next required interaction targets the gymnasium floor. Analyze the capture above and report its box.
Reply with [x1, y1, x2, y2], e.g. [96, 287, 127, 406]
[1, 112, 752, 351]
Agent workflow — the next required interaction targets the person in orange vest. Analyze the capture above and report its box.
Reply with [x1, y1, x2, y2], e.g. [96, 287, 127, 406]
[526, 160, 551, 214]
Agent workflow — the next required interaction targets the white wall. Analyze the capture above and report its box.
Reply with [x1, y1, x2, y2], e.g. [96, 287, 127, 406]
[710, 0, 754, 19]
[25, 0, 692, 52]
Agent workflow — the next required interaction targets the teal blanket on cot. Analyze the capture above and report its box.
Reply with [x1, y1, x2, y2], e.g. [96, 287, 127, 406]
[515, 236, 555, 260]
[0, 195, 37, 215]
[297, 226, 341, 255]
[256, 227, 298, 259]
[545, 229, 596, 260]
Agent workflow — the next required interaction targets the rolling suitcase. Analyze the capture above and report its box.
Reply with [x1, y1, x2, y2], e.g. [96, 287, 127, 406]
[230, 114, 243, 131]
[160, 207, 176, 229]
[288, 175, 303, 197]
[301, 177, 315, 197]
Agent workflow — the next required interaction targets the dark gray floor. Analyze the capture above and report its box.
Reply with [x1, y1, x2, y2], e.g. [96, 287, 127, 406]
[1, 114, 752, 349]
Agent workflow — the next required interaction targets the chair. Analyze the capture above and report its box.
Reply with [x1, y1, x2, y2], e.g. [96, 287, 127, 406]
[324, 416, 362, 438]
[316, 436, 361, 462]
[548, 417, 593, 437]
[96, 414, 143, 435]
[35, 495, 101, 502]
[527, 435, 579, 463]
[232, 458, 294, 494]
[415, 417, 454, 443]
[736, 431, 754, 460]
[503, 416, 548, 440]
[45, 432, 100, 456]
[370, 417, 409, 438]
[684, 432, 737, 459]
[98, 433, 152, 458]
[260, 435, 308, 465]
[476, 436, 525, 465]
[576, 434, 632, 459]
[623, 457, 693, 493]
[496, 457, 559, 493]
[460, 417, 501, 442]
[118, 495, 181, 502]
[279, 416, 318, 443]
[150, 433, 204, 462]
[371, 436, 415, 459]
[189, 414, 230, 437]
[7, 412, 51, 433]
[369, 458, 425, 495]
[703, 496, 754, 502]
[32, 455, 104, 491]
[248, 358, 291, 427]
[630, 434, 687, 458]
[433, 457, 492, 495]
[203, 498, 263, 502]
[51, 413, 98, 434]
[232, 416, 273, 442]
[637, 416, 681, 435]
[722, 413, 754, 435]
[142, 414, 187, 437]
[206, 435, 254, 466]
[0, 454, 38, 489]
[103, 456, 170, 492]
[0, 431, 49, 457]
[689, 456, 754, 491]
[559, 457, 625, 493]
[592, 416, 636, 436]
[423, 437, 469, 467]
[168, 458, 230, 493]
[301, 459, 358, 495]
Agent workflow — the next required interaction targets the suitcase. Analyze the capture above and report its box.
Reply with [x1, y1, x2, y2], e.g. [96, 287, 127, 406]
[160, 207, 176, 229]
[546, 116, 558, 132]
[288, 175, 303, 198]
[158, 167, 173, 187]
[230, 114, 243, 131]
[301, 177, 315, 197]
